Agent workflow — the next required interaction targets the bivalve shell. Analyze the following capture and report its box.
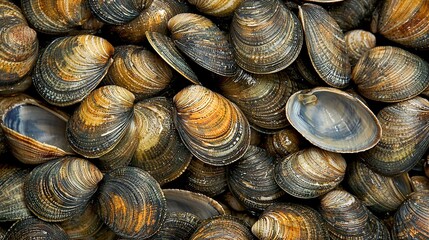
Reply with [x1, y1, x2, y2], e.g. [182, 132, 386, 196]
[89, 0, 153, 25]
[4, 217, 69, 240]
[148, 212, 201, 240]
[344, 29, 376, 66]
[190, 215, 254, 240]
[326, 0, 378, 31]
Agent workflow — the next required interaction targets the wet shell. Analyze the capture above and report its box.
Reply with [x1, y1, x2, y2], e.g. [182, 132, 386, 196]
[252, 203, 329, 240]
[168, 13, 238, 77]
[275, 147, 346, 199]
[392, 191, 429, 239]
[230, 0, 303, 74]
[24, 157, 103, 222]
[0, 1, 38, 93]
[227, 145, 285, 211]
[173, 85, 251, 166]
[4, 217, 69, 240]
[96, 166, 166, 239]
[346, 159, 413, 213]
[219, 69, 299, 133]
[188, 0, 243, 17]
[33, 35, 114, 106]
[299, 3, 351, 88]
[104, 45, 173, 100]
[59, 203, 105, 239]
[375, 0, 429, 50]
[352, 46, 429, 103]
[0, 94, 73, 165]
[358, 97, 429, 176]
[326, 0, 378, 31]
[148, 212, 201, 240]
[190, 215, 254, 240]
[131, 97, 192, 185]
[66, 85, 135, 158]
[320, 190, 391, 239]
[411, 176, 429, 192]
[344, 29, 376, 66]
[264, 127, 302, 158]
[89, 0, 153, 25]
[285, 87, 381, 153]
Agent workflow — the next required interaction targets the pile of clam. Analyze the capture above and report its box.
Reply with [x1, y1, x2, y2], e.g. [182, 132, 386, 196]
[1, 0, 429, 239]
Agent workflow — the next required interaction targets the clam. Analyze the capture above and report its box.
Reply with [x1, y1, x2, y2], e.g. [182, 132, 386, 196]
[59, 203, 106, 239]
[299, 3, 351, 88]
[168, 13, 238, 77]
[358, 96, 429, 176]
[24, 157, 103, 222]
[190, 215, 254, 240]
[3, 217, 69, 240]
[275, 147, 347, 199]
[264, 127, 302, 158]
[227, 145, 286, 211]
[392, 191, 429, 239]
[148, 212, 201, 240]
[33, 34, 114, 106]
[344, 29, 376, 66]
[0, 94, 73, 164]
[230, 0, 303, 74]
[104, 45, 173, 100]
[89, 0, 153, 25]
[188, 0, 242, 17]
[285, 87, 381, 153]
[96, 166, 166, 239]
[0, 1, 38, 94]
[411, 176, 429, 192]
[252, 203, 329, 240]
[173, 85, 251, 166]
[326, 0, 379, 31]
[221, 191, 247, 212]
[352, 46, 429, 103]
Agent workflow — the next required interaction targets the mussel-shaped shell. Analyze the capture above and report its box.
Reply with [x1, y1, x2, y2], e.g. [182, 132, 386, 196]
[264, 127, 302, 158]
[33, 35, 114, 106]
[131, 97, 192, 185]
[0, 94, 73, 164]
[326, 0, 378, 31]
[358, 96, 429, 176]
[24, 157, 103, 222]
[168, 13, 237, 77]
[299, 3, 351, 88]
[285, 87, 381, 153]
[173, 85, 251, 166]
[345, 29, 376, 66]
[190, 215, 254, 240]
[252, 203, 329, 240]
[228, 145, 285, 211]
[375, 0, 429, 50]
[392, 191, 429, 239]
[275, 147, 346, 199]
[148, 212, 201, 240]
[320, 190, 391, 240]
[353, 46, 429, 102]
[4, 217, 69, 240]
[230, 0, 303, 74]
[219, 69, 299, 133]
[96, 166, 166, 239]
[89, 0, 153, 25]
[188, 0, 242, 17]
[104, 45, 172, 100]
[66, 85, 135, 158]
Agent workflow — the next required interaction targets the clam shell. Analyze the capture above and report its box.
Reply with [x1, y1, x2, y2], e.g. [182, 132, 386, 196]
[190, 215, 254, 240]
[352, 46, 429, 103]
[168, 13, 238, 77]
[24, 157, 103, 222]
[230, 0, 303, 74]
[189, 0, 242, 17]
[173, 85, 251, 166]
[326, 0, 378, 31]
[59, 203, 105, 239]
[148, 212, 201, 240]
[89, 0, 153, 25]
[411, 176, 429, 192]
[96, 166, 166, 239]
[285, 87, 381, 153]
[344, 29, 376, 66]
[264, 127, 302, 158]
[4, 217, 69, 240]
[299, 3, 351, 88]
[33, 35, 114, 106]
[425, 157, 429, 178]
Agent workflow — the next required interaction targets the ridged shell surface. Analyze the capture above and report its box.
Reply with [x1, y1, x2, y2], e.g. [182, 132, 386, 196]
[188, 0, 243, 17]
[345, 29, 376, 66]
[326, 0, 378, 31]
[4, 217, 69, 240]
[59, 203, 104, 239]
[264, 127, 302, 158]
[148, 212, 201, 240]
[89, 0, 153, 25]
[190, 215, 254, 240]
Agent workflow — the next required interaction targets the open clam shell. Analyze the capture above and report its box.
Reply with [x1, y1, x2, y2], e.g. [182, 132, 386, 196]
[89, 0, 153, 25]
[285, 87, 381, 153]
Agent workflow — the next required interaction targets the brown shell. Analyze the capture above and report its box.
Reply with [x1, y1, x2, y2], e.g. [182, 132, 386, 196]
[148, 212, 201, 240]
[411, 176, 429, 192]
[326, 0, 378, 31]
[344, 29, 376, 66]
[89, 0, 153, 25]
[4, 217, 69, 240]
[190, 215, 254, 240]
[59, 203, 105, 239]
[264, 127, 302, 158]
[188, 0, 243, 17]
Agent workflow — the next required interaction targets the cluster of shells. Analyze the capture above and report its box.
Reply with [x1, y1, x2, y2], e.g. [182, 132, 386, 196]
[1, 0, 429, 239]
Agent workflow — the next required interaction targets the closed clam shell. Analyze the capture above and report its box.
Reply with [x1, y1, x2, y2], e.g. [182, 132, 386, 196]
[346, 159, 413, 213]
[358, 96, 429, 176]
[319, 190, 391, 240]
[326, 0, 378, 31]
[392, 191, 429, 239]
[285, 87, 381, 153]
[375, 0, 429, 50]
[264, 127, 302, 158]
[352, 46, 429, 103]
[33, 35, 114, 106]
[275, 147, 346, 199]
[252, 203, 329, 240]
[4, 217, 69, 240]
[344, 29, 376, 66]
[24, 157, 103, 222]
[89, 0, 153, 25]
[131, 97, 192, 185]
[190, 215, 254, 240]
[299, 3, 351, 88]
[168, 13, 238, 77]
[148, 212, 201, 240]
[173, 85, 250, 166]
[219, 69, 299, 133]
[104, 45, 173, 100]
[66, 85, 135, 158]
[230, 0, 303, 74]
[59, 203, 105, 239]
[0, 94, 73, 165]
[227, 145, 285, 211]
[188, 0, 242, 17]
[96, 166, 166, 239]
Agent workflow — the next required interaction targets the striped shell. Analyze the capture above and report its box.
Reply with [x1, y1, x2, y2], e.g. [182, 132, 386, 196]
[190, 215, 254, 240]
[89, 0, 153, 25]
[188, 0, 243, 17]
[4, 217, 69, 240]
